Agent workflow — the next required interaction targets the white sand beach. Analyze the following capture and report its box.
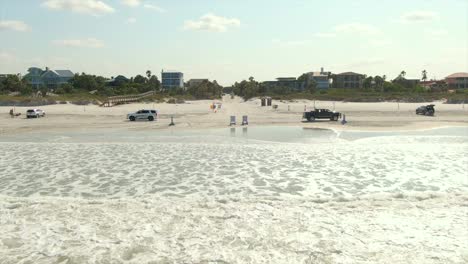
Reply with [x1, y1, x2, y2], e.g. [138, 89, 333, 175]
[1, 96, 467, 135]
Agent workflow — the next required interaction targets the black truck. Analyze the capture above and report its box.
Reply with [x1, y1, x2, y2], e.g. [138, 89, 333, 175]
[303, 109, 342, 122]
[416, 104, 435, 116]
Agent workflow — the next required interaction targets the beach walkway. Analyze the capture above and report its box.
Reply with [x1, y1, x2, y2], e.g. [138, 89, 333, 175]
[101, 91, 155, 107]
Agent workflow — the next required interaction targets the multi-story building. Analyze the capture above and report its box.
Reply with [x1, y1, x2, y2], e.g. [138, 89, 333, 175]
[23, 67, 74, 89]
[332, 72, 365, 89]
[161, 70, 184, 89]
[445, 72, 468, 89]
[304, 68, 331, 89]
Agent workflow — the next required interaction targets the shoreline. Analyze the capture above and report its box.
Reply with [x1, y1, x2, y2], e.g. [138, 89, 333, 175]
[1, 98, 467, 136]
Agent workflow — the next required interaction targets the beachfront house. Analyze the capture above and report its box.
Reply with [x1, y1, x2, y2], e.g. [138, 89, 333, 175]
[187, 79, 209, 88]
[161, 70, 184, 90]
[106, 75, 130, 86]
[445, 72, 468, 89]
[304, 68, 332, 89]
[391, 75, 420, 89]
[263, 77, 305, 92]
[332, 72, 365, 89]
[23, 67, 74, 89]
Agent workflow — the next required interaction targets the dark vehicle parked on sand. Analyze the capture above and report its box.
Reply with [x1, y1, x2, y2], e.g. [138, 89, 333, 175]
[416, 104, 435, 116]
[303, 109, 341, 122]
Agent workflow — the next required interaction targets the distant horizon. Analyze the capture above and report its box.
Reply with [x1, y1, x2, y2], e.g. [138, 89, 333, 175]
[1, 0, 467, 86]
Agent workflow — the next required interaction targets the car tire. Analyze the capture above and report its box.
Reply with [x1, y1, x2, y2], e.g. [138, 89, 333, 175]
[308, 116, 315, 122]
[129, 116, 136, 121]
[148, 116, 154, 121]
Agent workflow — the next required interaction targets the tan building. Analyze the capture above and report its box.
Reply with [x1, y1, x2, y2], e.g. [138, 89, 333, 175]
[332, 72, 365, 89]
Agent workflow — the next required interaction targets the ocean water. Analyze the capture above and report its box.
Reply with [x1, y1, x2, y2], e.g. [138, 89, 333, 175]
[0, 126, 467, 263]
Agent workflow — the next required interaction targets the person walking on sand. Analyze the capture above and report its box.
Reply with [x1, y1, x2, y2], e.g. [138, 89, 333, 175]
[9, 109, 14, 118]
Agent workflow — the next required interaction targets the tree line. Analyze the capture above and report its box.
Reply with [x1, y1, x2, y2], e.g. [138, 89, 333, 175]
[0, 69, 464, 100]
[232, 70, 456, 100]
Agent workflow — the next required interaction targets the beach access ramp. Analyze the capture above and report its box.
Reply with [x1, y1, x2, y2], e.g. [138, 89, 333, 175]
[101, 91, 155, 107]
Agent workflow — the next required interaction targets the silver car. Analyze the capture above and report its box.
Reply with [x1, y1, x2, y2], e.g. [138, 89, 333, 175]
[127, 109, 158, 121]
[26, 109, 46, 118]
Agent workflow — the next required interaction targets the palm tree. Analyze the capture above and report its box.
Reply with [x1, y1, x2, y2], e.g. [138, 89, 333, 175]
[422, 70, 428, 82]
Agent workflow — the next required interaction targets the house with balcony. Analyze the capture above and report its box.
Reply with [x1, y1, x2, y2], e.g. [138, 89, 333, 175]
[23, 67, 74, 89]
[332, 72, 365, 89]
[263, 77, 305, 91]
[445, 72, 468, 89]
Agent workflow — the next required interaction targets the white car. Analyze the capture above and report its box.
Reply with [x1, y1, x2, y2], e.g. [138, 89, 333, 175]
[127, 109, 158, 121]
[26, 109, 46, 118]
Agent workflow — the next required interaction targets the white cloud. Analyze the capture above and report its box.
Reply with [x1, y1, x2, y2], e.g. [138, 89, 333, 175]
[401, 11, 438, 23]
[143, 3, 166, 13]
[122, 0, 140, 7]
[53, 38, 105, 48]
[334, 23, 380, 35]
[314, 32, 336, 38]
[184, 13, 240, 32]
[0, 20, 30, 32]
[42, 0, 115, 16]
[126, 17, 137, 24]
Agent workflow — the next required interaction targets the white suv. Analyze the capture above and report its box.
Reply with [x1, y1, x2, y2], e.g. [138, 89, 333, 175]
[26, 109, 46, 118]
[127, 109, 158, 121]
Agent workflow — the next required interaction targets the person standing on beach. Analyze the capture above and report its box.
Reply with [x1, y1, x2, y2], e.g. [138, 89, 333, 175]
[9, 109, 14, 118]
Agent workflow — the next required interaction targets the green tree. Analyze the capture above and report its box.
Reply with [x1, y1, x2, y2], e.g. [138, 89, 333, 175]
[374, 76, 384, 92]
[146, 70, 152, 79]
[297, 73, 308, 83]
[39, 85, 48, 97]
[60, 83, 74, 93]
[3, 75, 24, 92]
[187, 80, 223, 99]
[148, 75, 161, 91]
[422, 70, 428, 82]
[134, 74, 147, 84]
[70, 73, 99, 91]
[363, 76, 374, 91]
[20, 85, 32, 96]
[399, 71, 406, 79]
[307, 80, 317, 94]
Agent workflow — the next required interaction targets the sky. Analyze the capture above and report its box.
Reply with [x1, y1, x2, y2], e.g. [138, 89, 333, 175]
[0, 0, 467, 86]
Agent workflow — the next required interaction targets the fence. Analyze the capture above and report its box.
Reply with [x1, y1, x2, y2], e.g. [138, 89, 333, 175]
[101, 91, 155, 107]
